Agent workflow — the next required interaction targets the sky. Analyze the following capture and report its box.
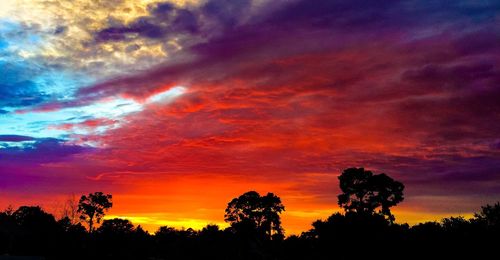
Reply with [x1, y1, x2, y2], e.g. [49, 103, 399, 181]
[0, 0, 500, 234]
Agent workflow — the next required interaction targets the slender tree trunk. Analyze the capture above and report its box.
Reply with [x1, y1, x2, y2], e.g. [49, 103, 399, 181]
[89, 215, 94, 233]
[268, 224, 272, 239]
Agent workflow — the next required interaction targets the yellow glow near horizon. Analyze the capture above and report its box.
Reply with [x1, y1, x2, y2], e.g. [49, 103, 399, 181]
[104, 214, 228, 233]
[101, 210, 476, 235]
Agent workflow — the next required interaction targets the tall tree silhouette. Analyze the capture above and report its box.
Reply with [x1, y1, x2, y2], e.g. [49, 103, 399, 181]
[337, 167, 404, 222]
[225, 191, 285, 238]
[77, 192, 112, 233]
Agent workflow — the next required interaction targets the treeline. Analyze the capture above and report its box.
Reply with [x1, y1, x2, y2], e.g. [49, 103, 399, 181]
[0, 168, 498, 260]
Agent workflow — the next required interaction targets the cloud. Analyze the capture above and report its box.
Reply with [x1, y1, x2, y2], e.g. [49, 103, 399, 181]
[70, 1, 500, 208]
[490, 140, 500, 150]
[0, 135, 35, 142]
[62, 0, 500, 177]
[0, 138, 93, 163]
[96, 2, 199, 42]
[0, 61, 48, 108]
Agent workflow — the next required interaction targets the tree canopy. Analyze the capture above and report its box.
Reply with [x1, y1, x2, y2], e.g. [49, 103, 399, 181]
[97, 218, 135, 235]
[225, 191, 285, 238]
[0, 187, 498, 259]
[337, 167, 404, 222]
[77, 192, 112, 232]
[474, 202, 500, 228]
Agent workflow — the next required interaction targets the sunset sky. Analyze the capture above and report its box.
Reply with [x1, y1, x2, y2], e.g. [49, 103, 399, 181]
[1, 0, 500, 234]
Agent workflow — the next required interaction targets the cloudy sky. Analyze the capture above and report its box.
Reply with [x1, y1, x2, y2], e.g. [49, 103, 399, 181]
[1, 0, 499, 233]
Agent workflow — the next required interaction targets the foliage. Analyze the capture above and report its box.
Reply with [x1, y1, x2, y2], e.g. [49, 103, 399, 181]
[97, 218, 135, 235]
[0, 173, 498, 259]
[337, 167, 404, 222]
[225, 191, 285, 238]
[77, 192, 112, 233]
[474, 202, 500, 227]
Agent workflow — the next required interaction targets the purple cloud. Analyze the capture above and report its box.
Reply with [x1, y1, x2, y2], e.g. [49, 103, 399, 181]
[0, 138, 93, 165]
[0, 135, 35, 142]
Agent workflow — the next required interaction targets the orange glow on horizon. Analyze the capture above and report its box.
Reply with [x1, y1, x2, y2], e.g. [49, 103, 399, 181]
[0, 172, 481, 235]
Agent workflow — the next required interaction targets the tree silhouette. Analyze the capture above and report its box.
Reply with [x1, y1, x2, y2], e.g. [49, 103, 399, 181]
[60, 194, 79, 225]
[77, 192, 112, 233]
[97, 218, 134, 235]
[11, 206, 60, 255]
[474, 202, 500, 227]
[13, 206, 56, 228]
[337, 167, 404, 222]
[0, 195, 498, 259]
[225, 191, 285, 238]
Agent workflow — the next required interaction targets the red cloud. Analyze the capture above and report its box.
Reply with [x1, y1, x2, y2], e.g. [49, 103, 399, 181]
[3, 0, 500, 234]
